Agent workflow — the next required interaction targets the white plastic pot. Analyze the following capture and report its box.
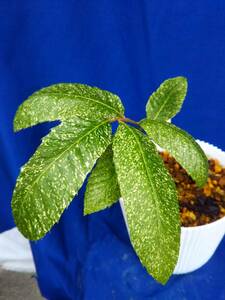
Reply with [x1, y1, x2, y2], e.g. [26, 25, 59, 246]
[120, 140, 225, 274]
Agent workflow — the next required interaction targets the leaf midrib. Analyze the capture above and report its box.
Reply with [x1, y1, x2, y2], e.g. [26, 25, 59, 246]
[124, 123, 162, 243]
[151, 82, 181, 120]
[36, 90, 124, 118]
[17, 120, 110, 200]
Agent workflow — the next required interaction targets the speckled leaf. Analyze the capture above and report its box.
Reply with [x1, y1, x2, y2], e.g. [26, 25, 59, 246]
[146, 77, 187, 121]
[12, 118, 112, 240]
[14, 83, 124, 131]
[113, 123, 180, 284]
[140, 119, 208, 187]
[84, 145, 120, 215]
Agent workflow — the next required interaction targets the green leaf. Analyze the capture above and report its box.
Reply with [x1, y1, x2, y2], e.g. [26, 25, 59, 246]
[84, 145, 120, 215]
[14, 83, 124, 131]
[12, 118, 112, 240]
[113, 123, 180, 284]
[140, 119, 208, 187]
[146, 77, 187, 121]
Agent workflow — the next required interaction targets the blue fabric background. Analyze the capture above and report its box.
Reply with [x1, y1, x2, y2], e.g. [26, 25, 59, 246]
[0, 1, 225, 299]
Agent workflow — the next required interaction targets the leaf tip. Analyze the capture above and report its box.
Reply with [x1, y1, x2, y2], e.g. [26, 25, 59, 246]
[13, 106, 28, 132]
[177, 75, 188, 89]
[146, 266, 171, 285]
[169, 76, 188, 97]
[195, 169, 209, 188]
[83, 208, 90, 216]
[158, 277, 170, 285]
[13, 111, 21, 132]
[13, 121, 20, 133]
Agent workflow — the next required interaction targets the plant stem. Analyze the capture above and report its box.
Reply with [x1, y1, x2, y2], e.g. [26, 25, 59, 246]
[117, 117, 139, 126]
[109, 116, 145, 132]
[109, 116, 139, 125]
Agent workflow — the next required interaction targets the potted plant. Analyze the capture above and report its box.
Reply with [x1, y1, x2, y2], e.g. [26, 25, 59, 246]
[12, 77, 225, 284]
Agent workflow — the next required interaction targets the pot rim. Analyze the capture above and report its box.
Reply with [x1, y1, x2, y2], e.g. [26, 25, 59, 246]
[181, 213, 225, 231]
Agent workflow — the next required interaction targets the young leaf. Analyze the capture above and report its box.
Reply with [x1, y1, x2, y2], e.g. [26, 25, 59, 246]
[113, 123, 180, 284]
[12, 118, 112, 240]
[84, 145, 120, 215]
[146, 77, 187, 121]
[14, 83, 124, 131]
[140, 119, 208, 187]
